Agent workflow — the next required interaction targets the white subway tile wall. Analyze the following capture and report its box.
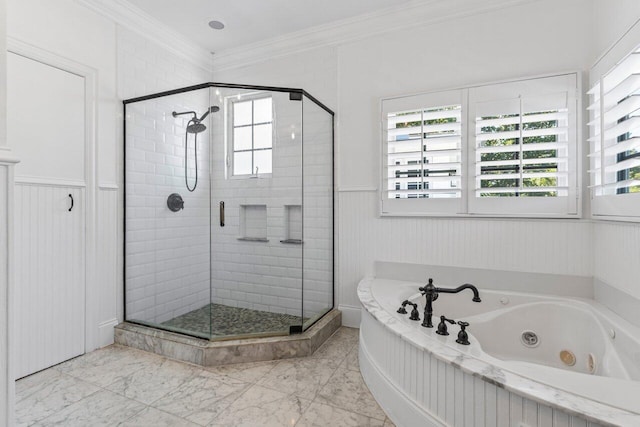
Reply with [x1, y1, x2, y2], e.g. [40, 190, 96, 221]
[121, 28, 212, 324]
[210, 90, 305, 316]
[121, 32, 333, 326]
[302, 99, 334, 321]
[209, 90, 333, 318]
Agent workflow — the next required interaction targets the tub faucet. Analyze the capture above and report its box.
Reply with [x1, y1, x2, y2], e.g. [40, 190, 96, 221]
[419, 278, 481, 328]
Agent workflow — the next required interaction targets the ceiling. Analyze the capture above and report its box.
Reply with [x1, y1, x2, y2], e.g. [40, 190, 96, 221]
[125, 0, 417, 53]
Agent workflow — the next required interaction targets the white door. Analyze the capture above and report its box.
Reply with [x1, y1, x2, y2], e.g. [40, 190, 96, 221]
[8, 52, 86, 378]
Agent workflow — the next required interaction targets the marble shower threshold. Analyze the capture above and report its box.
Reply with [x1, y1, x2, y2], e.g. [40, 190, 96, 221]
[114, 309, 341, 366]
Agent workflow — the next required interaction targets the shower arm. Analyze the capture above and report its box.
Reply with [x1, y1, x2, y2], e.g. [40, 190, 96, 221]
[172, 110, 197, 120]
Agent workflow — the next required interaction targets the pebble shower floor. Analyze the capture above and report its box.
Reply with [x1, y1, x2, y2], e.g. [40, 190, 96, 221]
[161, 303, 307, 338]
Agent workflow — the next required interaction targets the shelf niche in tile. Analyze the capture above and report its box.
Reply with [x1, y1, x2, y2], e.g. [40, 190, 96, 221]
[282, 205, 302, 244]
[239, 204, 268, 242]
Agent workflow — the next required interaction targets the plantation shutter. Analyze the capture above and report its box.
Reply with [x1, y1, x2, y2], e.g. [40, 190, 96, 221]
[589, 49, 640, 198]
[381, 89, 464, 215]
[468, 74, 578, 216]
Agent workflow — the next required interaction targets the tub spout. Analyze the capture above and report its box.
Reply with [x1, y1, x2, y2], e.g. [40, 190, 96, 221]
[437, 284, 482, 303]
[418, 278, 481, 328]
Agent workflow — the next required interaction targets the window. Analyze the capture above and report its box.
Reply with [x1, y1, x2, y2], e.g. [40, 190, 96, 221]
[381, 74, 579, 217]
[468, 75, 578, 216]
[232, 96, 273, 176]
[382, 89, 464, 215]
[589, 43, 640, 219]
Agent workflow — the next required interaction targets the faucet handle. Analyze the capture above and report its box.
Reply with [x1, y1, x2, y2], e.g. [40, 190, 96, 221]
[409, 303, 420, 321]
[456, 321, 470, 345]
[418, 278, 434, 292]
[436, 315, 456, 336]
[397, 300, 410, 314]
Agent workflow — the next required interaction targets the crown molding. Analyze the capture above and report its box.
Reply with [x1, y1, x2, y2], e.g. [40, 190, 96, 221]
[75, 0, 212, 73]
[213, 0, 538, 71]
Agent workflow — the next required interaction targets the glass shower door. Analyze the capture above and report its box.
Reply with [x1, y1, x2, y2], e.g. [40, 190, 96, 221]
[302, 95, 334, 330]
[124, 87, 213, 339]
[209, 86, 304, 339]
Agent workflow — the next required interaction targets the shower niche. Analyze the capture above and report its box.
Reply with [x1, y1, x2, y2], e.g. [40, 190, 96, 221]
[123, 83, 334, 342]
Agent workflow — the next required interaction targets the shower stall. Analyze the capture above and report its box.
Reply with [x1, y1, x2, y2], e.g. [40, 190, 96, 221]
[123, 83, 334, 340]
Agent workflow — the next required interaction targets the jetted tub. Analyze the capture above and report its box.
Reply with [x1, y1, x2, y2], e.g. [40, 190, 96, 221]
[358, 277, 640, 427]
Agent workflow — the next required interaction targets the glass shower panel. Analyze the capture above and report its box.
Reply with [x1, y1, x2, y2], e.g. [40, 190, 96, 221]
[209, 87, 304, 338]
[302, 96, 334, 330]
[124, 87, 213, 339]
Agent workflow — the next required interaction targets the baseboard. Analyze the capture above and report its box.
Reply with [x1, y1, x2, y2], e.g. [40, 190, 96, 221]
[338, 304, 361, 328]
[97, 318, 119, 348]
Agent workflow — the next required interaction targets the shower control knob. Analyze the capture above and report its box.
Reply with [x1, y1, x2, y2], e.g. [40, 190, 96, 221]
[167, 193, 184, 212]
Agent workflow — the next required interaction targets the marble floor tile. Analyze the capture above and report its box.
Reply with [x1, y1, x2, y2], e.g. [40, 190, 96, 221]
[209, 384, 311, 427]
[335, 327, 360, 341]
[205, 360, 277, 383]
[316, 368, 386, 420]
[106, 357, 201, 405]
[383, 417, 396, 426]
[311, 329, 357, 361]
[296, 401, 385, 427]
[16, 369, 60, 397]
[119, 406, 200, 426]
[256, 357, 339, 400]
[17, 328, 377, 427]
[16, 370, 101, 426]
[150, 369, 250, 426]
[32, 389, 145, 427]
[340, 345, 360, 372]
[56, 345, 163, 388]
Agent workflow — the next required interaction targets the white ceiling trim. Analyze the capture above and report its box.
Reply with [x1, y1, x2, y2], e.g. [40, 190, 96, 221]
[212, 0, 539, 71]
[75, 0, 213, 73]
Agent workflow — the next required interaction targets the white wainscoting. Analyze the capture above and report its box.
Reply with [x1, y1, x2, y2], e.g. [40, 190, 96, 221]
[13, 183, 85, 378]
[96, 187, 119, 347]
[593, 221, 640, 301]
[337, 190, 593, 313]
[360, 310, 601, 427]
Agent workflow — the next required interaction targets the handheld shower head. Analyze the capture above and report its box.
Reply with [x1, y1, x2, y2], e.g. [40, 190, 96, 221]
[198, 105, 220, 122]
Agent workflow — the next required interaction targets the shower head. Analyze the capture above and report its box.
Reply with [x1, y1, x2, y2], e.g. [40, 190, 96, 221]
[198, 105, 220, 122]
[187, 121, 207, 134]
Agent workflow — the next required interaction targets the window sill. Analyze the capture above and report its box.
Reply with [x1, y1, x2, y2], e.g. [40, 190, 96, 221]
[229, 173, 273, 180]
[380, 211, 582, 220]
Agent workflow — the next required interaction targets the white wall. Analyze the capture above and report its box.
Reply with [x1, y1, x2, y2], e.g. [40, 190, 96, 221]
[216, 0, 595, 322]
[119, 27, 212, 325]
[593, 0, 640, 61]
[591, 1, 640, 301]
[0, 0, 14, 422]
[7, 0, 118, 350]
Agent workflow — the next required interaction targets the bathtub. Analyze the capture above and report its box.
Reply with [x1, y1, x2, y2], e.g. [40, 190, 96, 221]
[358, 277, 640, 427]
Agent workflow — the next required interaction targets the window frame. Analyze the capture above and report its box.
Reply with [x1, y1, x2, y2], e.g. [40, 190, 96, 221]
[380, 89, 466, 216]
[380, 72, 581, 218]
[589, 20, 640, 221]
[228, 94, 274, 178]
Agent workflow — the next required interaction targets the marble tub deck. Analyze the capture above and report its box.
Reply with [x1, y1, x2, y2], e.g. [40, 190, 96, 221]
[16, 327, 396, 426]
[115, 309, 342, 367]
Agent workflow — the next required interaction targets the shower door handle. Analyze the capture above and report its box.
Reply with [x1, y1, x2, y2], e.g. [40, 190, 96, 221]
[220, 201, 225, 227]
